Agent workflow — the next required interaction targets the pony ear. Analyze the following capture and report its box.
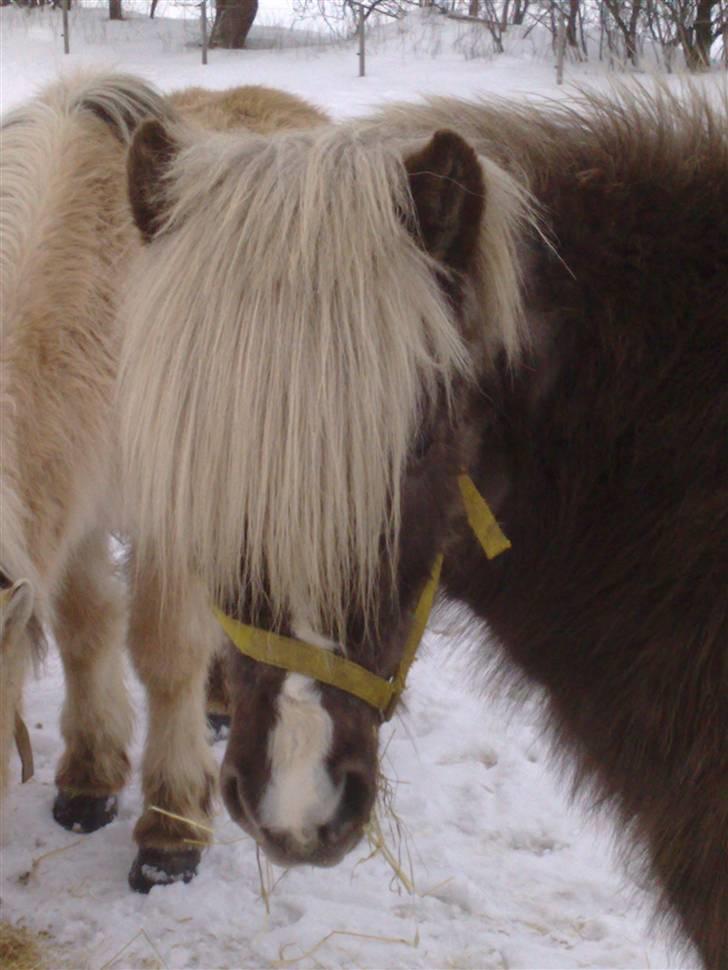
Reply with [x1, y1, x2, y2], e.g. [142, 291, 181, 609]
[0, 580, 34, 652]
[404, 129, 485, 274]
[127, 119, 179, 243]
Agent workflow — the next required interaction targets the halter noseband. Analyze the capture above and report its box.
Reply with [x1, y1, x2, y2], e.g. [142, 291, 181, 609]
[214, 473, 510, 721]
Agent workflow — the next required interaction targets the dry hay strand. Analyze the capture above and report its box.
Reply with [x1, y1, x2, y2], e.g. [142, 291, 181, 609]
[256, 845, 291, 915]
[359, 763, 416, 895]
[17, 839, 83, 886]
[0, 922, 46, 970]
[150, 755, 417, 913]
[274, 927, 419, 967]
[99, 929, 167, 970]
[148, 805, 288, 916]
[148, 805, 215, 838]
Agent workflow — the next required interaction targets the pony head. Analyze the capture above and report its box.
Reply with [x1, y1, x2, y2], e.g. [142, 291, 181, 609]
[121, 117, 527, 866]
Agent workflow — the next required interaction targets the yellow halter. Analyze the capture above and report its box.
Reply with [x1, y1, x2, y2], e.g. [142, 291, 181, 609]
[213, 473, 510, 721]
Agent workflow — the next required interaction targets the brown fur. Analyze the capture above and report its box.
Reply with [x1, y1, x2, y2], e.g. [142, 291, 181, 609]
[126, 119, 179, 244]
[432, 89, 728, 970]
[370, 86, 727, 968]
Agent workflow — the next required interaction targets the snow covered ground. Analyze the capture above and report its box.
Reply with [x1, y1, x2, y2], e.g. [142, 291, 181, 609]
[0, 5, 714, 967]
[0, 0, 610, 114]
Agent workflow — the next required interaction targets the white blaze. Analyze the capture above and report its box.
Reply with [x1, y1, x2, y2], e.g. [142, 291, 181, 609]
[259, 623, 343, 845]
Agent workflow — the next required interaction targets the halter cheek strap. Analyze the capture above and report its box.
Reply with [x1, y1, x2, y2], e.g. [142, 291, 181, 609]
[457, 473, 512, 559]
[214, 473, 509, 720]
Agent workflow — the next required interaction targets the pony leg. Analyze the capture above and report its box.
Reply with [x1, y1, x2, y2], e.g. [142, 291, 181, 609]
[52, 531, 132, 833]
[0, 583, 34, 815]
[126, 559, 218, 892]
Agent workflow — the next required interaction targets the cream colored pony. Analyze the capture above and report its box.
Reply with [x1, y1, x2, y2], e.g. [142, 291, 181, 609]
[0, 76, 328, 852]
[0, 73, 171, 827]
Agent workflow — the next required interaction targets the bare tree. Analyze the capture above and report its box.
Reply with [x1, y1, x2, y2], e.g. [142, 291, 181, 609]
[291, 0, 726, 69]
[601, 0, 643, 63]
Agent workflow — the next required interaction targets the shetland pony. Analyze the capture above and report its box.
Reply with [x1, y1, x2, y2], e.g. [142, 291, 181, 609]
[0, 73, 170, 824]
[0, 76, 328, 830]
[120, 87, 726, 965]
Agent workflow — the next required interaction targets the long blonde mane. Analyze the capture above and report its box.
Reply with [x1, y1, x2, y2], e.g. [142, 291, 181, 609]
[119, 122, 529, 639]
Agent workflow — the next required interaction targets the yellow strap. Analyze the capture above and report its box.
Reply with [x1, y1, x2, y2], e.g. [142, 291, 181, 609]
[213, 609, 396, 713]
[458, 473, 511, 559]
[384, 553, 443, 719]
[214, 554, 443, 719]
[0, 587, 12, 608]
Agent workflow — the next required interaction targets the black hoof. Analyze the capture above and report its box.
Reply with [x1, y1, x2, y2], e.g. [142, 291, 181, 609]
[128, 847, 201, 894]
[207, 713, 231, 742]
[53, 790, 118, 833]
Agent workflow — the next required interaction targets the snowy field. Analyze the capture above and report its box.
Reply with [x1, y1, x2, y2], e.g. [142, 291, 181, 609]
[1, 4, 717, 968]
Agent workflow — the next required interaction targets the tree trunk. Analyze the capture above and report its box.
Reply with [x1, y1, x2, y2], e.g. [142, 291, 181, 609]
[512, 0, 528, 25]
[109, 0, 123, 20]
[626, 0, 642, 65]
[210, 0, 258, 49]
[692, 0, 714, 68]
[566, 0, 580, 48]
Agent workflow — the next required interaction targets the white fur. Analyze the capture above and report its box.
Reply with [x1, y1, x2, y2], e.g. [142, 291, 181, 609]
[259, 623, 342, 843]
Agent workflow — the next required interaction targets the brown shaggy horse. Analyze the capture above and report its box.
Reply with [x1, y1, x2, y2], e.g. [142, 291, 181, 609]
[0, 76, 327, 829]
[121, 86, 726, 965]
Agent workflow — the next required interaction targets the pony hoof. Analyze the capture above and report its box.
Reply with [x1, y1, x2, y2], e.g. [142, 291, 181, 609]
[207, 713, 230, 742]
[128, 847, 201, 894]
[53, 791, 118, 833]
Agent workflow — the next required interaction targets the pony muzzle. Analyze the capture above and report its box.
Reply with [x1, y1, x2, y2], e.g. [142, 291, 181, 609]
[221, 749, 375, 867]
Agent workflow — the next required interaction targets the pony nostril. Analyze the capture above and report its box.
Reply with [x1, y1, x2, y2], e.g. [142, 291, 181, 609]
[322, 770, 372, 843]
[317, 772, 370, 849]
[341, 770, 371, 826]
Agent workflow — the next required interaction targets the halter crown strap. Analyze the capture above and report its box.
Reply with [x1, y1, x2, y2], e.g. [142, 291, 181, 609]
[214, 475, 508, 718]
